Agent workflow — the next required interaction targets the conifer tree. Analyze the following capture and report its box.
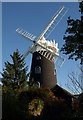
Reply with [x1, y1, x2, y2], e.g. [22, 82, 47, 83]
[2, 49, 28, 91]
[61, 2, 83, 64]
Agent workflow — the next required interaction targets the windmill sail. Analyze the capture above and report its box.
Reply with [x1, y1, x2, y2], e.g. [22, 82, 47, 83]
[36, 6, 67, 40]
[16, 28, 36, 41]
[16, 6, 67, 63]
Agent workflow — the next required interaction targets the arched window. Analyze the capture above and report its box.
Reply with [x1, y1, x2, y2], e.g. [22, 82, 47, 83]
[36, 56, 41, 60]
[35, 66, 41, 74]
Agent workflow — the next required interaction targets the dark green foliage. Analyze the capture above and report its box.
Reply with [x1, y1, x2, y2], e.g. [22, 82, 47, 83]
[18, 88, 71, 120]
[1, 49, 28, 91]
[2, 86, 82, 120]
[2, 90, 21, 120]
[61, 2, 83, 64]
[1, 50, 29, 120]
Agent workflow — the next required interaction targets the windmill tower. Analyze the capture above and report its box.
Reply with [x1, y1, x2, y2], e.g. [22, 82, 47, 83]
[29, 38, 59, 88]
[16, 6, 67, 89]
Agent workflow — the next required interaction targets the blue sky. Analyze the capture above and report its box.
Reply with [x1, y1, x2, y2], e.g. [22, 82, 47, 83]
[1, 0, 79, 2]
[2, 2, 81, 93]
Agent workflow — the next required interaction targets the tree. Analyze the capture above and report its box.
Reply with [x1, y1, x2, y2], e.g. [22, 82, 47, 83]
[1, 50, 29, 120]
[61, 2, 83, 64]
[1, 49, 28, 91]
[66, 67, 83, 94]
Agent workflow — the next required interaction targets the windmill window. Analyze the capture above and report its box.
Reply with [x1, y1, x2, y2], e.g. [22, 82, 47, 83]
[36, 56, 41, 60]
[35, 66, 41, 74]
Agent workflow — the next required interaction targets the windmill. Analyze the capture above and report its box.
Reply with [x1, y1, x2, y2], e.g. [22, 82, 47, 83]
[16, 6, 67, 89]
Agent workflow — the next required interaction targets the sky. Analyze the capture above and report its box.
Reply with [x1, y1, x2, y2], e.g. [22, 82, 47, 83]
[2, 2, 81, 93]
